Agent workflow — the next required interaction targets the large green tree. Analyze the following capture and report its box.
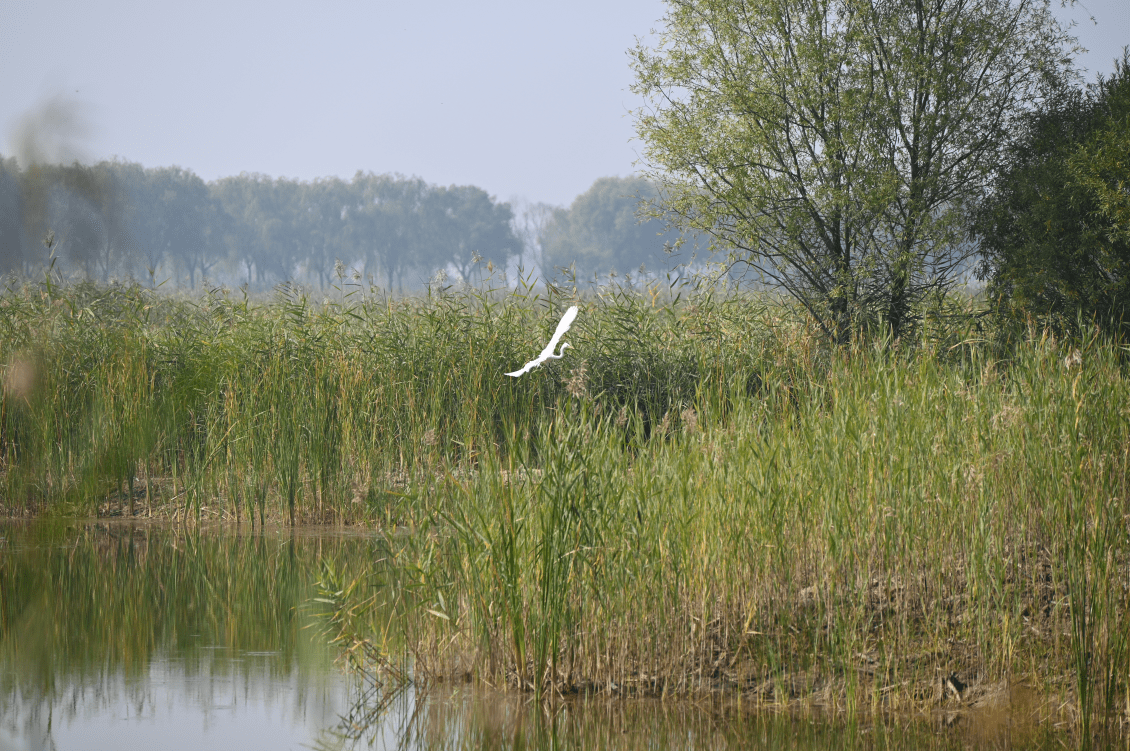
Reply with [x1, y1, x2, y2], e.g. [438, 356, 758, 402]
[211, 174, 275, 287]
[212, 174, 307, 288]
[974, 55, 1130, 331]
[15, 160, 131, 282]
[1067, 59, 1130, 247]
[632, 0, 1073, 342]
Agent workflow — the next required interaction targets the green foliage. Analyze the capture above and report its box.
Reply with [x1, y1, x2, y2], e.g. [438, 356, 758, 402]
[1070, 120, 1130, 248]
[135, 165, 225, 287]
[541, 176, 679, 278]
[631, 0, 1073, 343]
[975, 55, 1130, 334]
[0, 157, 28, 273]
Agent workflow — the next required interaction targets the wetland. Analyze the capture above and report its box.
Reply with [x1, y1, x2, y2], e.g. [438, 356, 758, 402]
[0, 522, 1096, 750]
[1, 279, 1128, 748]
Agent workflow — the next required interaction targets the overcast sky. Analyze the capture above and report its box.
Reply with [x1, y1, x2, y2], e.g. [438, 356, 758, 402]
[1, 0, 1126, 208]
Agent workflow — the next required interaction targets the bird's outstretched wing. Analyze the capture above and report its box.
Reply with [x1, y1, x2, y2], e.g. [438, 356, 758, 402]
[538, 305, 578, 359]
[504, 361, 536, 377]
[505, 305, 579, 377]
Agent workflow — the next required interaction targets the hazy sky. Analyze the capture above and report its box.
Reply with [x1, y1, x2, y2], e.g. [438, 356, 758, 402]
[1, 0, 1126, 208]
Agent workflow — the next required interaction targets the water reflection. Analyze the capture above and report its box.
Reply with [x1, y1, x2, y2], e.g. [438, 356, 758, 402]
[0, 522, 1088, 751]
[320, 687, 1072, 751]
[0, 521, 364, 751]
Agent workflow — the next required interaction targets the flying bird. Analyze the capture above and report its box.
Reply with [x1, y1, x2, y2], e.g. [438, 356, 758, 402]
[505, 306, 579, 377]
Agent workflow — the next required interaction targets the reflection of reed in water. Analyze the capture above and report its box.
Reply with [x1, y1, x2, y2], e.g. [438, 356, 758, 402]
[0, 522, 369, 743]
[327, 683, 1066, 751]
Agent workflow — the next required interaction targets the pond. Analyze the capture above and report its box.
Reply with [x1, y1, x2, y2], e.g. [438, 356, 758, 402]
[0, 522, 1081, 750]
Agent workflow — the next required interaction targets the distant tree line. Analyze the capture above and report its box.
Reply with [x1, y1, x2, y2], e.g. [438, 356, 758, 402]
[0, 160, 534, 290]
[0, 159, 528, 290]
[0, 158, 689, 291]
[540, 176, 703, 279]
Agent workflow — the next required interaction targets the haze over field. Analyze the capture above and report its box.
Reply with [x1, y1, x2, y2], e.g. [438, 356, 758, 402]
[1, 0, 1126, 207]
[0, 0, 1125, 290]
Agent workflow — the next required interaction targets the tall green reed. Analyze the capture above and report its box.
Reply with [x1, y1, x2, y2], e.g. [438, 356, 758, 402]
[319, 303, 1126, 734]
[2, 275, 1128, 731]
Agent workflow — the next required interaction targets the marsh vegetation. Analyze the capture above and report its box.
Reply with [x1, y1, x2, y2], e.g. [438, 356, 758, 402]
[1, 274, 1127, 742]
[1, 520, 1063, 750]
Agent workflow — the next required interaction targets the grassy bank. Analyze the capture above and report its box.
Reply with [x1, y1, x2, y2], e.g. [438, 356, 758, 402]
[1, 277, 1128, 735]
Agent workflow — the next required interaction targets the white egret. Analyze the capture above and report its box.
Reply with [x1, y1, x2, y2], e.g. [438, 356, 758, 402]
[505, 305, 579, 377]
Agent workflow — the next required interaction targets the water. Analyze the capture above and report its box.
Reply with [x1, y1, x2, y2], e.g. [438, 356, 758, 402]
[0, 521, 359, 751]
[0, 522, 1086, 750]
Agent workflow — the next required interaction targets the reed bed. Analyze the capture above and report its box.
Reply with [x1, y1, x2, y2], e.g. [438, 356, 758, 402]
[1, 276, 1128, 736]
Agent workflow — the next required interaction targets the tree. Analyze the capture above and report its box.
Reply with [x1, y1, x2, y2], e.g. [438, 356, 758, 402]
[211, 174, 270, 288]
[256, 178, 307, 285]
[974, 54, 1130, 330]
[0, 157, 27, 275]
[422, 184, 522, 282]
[346, 172, 430, 292]
[12, 161, 131, 281]
[541, 176, 677, 279]
[212, 174, 306, 288]
[56, 163, 116, 281]
[632, 0, 1074, 342]
[141, 167, 221, 288]
[298, 177, 350, 288]
[1067, 58, 1130, 247]
[510, 197, 557, 278]
[109, 160, 161, 283]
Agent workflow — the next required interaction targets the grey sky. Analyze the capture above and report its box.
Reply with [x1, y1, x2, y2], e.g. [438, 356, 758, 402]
[1, 0, 1126, 208]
